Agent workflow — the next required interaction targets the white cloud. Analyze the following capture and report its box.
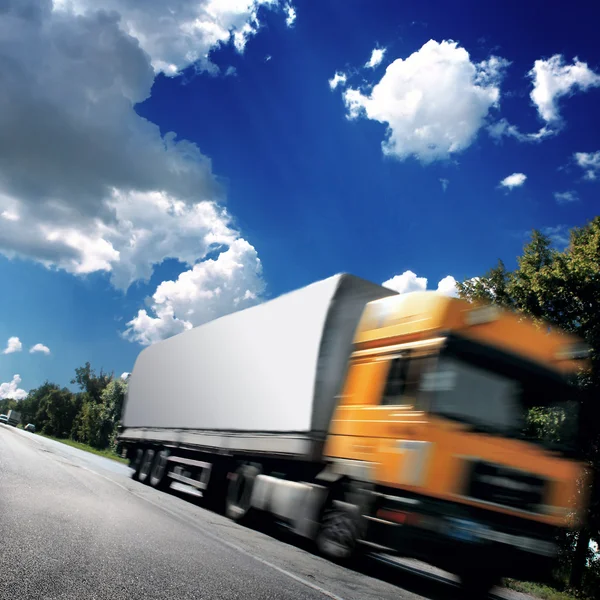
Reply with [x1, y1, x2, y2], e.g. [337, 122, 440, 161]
[499, 172, 527, 190]
[382, 270, 427, 294]
[436, 275, 459, 297]
[440, 178, 449, 192]
[574, 151, 600, 181]
[54, 0, 288, 76]
[365, 47, 386, 69]
[341, 40, 509, 163]
[0, 374, 27, 401]
[529, 55, 600, 124]
[124, 238, 265, 346]
[542, 225, 570, 249]
[1, 210, 19, 221]
[554, 191, 579, 205]
[487, 118, 553, 143]
[488, 54, 600, 143]
[284, 3, 296, 27]
[382, 270, 458, 297]
[329, 71, 347, 90]
[30, 343, 51, 355]
[0, 0, 268, 304]
[2, 337, 22, 355]
[102, 190, 242, 290]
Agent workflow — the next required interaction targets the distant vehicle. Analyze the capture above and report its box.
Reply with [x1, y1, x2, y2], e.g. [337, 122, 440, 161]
[0, 414, 8, 424]
[24, 423, 36, 433]
[7, 410, 21, 427]
[119, 273, 591, 598]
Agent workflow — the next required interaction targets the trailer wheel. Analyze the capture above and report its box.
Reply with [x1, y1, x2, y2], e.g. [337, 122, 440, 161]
[131, 448, 144, 480]
[149, 449, 170, 490]
[138, 449, 155, 485]
[225, 464, 260, 523]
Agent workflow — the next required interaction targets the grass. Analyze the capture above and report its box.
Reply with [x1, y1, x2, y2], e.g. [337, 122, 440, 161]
[503, 579, 585, 600]
[37, 433, 129, 464]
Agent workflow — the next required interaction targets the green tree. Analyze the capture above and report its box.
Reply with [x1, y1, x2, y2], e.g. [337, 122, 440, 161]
[100, 378, 128, 449]
[72, 400, 110, 448]
[457, 218, 600, 589]
[71, 362, 113, 404]
[21, 381, 62, 432]
[37, 388, 78, 438]
[69, 363, 124, 449]
[458, 259, 515, 309]
[3, 365, 126, 453]
[0, 397, 19, 416]
[69, 362, 114, 447]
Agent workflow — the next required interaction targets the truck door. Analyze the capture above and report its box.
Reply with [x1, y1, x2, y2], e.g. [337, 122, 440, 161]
[375, 351, 436, 491]
[325, 348, 438, 493]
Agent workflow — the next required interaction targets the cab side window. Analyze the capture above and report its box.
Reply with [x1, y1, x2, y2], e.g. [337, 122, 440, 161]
[381, 357, 409, 405]
[381, 354, 435, 407]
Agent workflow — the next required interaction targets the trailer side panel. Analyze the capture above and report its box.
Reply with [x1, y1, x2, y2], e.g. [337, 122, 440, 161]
[123, 275, 343, 433]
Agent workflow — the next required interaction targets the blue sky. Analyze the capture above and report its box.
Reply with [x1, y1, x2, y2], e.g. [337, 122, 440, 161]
[1, 0, 599, 398]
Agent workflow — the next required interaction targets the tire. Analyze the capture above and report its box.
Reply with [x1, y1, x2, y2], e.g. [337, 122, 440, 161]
[314, 477, 372, 566]
[130, 448, 144, 481]
[225, 464, 260, 523]
[138, 449, 155, 485]
[149, 449, 170, 490]
[315, 502, 362, 564]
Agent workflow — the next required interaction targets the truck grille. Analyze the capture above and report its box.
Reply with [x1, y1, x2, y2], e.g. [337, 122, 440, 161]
[465, 460, 546, 514]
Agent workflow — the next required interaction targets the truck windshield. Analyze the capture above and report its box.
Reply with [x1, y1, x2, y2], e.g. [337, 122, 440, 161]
[421, 349, 580, 453]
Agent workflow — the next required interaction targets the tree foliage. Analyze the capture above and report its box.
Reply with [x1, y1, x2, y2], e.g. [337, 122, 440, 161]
[71, 400, 111, 448]
[0, 397, 19, 416]
[7, 363, 127, 452]
[38, 388, 79, 438]
[101, 378, 128, 448]
[19, 381, 62, 431]
[71, 362, 113, 404]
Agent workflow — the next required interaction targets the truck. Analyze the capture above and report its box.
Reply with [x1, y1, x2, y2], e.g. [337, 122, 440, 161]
[7, 409, 21, 427]
[118, 273, 591, 597]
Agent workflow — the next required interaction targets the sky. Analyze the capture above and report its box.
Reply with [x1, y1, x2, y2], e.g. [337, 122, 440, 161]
[1, 0, 599, 398]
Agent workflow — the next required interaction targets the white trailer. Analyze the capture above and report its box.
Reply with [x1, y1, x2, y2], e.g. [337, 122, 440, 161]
[120, 273, 396, 460]
[118, 274, 396, 524]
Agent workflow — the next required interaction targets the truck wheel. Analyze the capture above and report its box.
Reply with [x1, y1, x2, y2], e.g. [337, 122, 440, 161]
[138, 449, 155, 485]
[131, 448, 144, 480]
[225, 464, 260, 523]
[149, 449, 170, 490]
[315, 503, 361, 563]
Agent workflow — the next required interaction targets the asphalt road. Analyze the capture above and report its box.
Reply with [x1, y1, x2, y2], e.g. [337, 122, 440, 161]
[0, 425, 534, 600]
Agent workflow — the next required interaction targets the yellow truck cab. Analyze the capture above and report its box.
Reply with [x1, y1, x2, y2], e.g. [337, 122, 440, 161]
[323, 291, 588, 594]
